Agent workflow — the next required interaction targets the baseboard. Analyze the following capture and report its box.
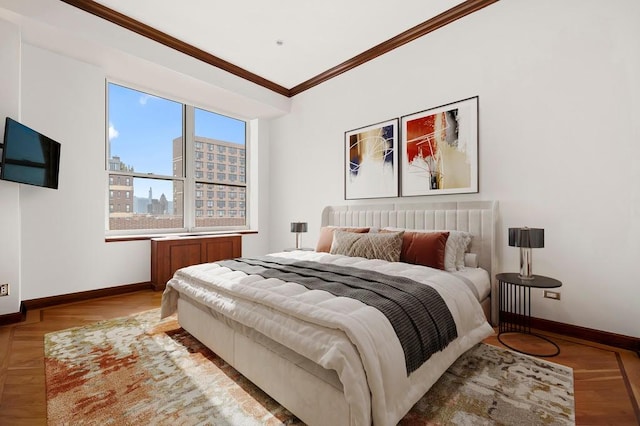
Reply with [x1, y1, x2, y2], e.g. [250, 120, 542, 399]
[22, 282, 154, 311]
[0, 302, 26, 326]
[530, 316, 640, 354]
[500, 311, 640, 353]
[0, 282, 154, 326]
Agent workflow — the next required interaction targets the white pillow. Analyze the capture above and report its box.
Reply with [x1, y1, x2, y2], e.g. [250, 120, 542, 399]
[464, 253, 478, 268]
[454, 232, 473, 270]
[382, 228, 472, 272]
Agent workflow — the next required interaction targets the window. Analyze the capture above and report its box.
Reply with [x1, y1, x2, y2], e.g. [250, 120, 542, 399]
[106, 82, 247, 233]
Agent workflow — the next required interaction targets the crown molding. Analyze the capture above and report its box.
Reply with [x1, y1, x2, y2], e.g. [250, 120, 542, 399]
[60, 0, 498, 97]
[59, 0, 291, 97]
[289, 0, 499, 96]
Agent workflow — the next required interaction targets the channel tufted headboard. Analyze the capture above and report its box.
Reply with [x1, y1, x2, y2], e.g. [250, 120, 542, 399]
[321, 200, 499, 324]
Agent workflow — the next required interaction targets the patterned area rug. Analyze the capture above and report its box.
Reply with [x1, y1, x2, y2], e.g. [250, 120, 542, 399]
[45, 309, 575, 425]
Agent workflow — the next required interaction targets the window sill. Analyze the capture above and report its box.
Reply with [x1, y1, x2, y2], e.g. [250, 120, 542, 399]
[105, 229, 258, 243]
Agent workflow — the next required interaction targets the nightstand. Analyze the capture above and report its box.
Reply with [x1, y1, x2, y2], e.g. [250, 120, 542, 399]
[496, 272, 562, 357]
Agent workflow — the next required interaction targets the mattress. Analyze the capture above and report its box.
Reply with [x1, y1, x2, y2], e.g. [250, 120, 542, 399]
[452, 267, 491, 302]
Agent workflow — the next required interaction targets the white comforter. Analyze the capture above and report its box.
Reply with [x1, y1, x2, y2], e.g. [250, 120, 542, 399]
[161, 251, 493, 426]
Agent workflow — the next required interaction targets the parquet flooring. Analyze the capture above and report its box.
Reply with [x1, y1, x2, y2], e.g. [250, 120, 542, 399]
[0, 289, 638, 425]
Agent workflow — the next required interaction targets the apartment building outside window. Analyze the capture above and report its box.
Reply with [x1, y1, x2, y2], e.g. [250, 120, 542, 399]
[106, 82, 247, 233]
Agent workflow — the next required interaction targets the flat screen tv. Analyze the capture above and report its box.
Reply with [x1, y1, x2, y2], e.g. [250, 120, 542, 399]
[1, 117, 61, 189]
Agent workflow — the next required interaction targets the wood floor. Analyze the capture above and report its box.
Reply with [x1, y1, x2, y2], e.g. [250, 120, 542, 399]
[0, 290, 638, 425]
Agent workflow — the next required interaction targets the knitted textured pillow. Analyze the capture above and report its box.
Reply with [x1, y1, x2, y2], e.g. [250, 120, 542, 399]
[330, 230, 404, 262]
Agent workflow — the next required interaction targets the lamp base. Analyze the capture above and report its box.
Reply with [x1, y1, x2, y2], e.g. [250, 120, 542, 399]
[519, 247, 534, 280]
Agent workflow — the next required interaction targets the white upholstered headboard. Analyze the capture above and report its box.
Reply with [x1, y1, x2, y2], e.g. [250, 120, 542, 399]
[321, 200, 498, 323]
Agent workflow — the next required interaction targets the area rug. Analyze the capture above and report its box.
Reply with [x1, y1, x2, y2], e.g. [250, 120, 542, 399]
[45, 309, 575, 425]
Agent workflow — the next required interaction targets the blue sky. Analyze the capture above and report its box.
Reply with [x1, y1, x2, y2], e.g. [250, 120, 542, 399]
[107, 83, 246, 202]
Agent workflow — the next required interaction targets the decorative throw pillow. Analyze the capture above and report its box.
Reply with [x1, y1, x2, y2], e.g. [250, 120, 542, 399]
[330, 230, 404, 262]
[315, 226, 370, 252]
[454, 233, 473, 270]
[382, 228, 472, 272]
[399, 231, 449, 270]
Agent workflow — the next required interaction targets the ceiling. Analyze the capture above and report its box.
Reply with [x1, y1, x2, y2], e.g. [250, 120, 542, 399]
[71, 0, 495, 96]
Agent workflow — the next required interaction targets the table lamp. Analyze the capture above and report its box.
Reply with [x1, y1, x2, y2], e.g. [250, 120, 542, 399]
[290, 222, 308, 250]
[508, 227, 544, 280]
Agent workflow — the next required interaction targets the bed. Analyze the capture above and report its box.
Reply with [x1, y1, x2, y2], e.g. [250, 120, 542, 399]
[161, 201, 498, 426]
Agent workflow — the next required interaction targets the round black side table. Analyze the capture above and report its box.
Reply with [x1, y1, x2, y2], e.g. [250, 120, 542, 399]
[496, 272, 562, 357]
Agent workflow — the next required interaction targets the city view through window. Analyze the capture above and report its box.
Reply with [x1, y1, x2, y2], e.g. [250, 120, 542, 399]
[107, 83, 247, 232]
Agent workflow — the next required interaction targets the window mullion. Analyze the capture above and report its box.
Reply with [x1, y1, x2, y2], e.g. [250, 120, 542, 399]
[184, 105, 195, 231]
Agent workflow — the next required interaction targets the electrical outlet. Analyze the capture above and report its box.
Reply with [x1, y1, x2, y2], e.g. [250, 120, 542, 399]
[544, 290, 560, 300]
[0, 283, 8, 297]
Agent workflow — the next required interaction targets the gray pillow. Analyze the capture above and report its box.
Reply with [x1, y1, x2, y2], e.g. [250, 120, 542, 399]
[330, 229, 404, 262]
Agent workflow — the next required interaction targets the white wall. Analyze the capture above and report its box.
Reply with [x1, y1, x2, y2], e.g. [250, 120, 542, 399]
[0, 19, 21, 312]
[269, 0, 640, 338]
[19, 43, 148, 299]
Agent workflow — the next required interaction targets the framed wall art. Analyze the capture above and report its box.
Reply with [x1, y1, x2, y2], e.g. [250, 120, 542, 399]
[400, 96, 478, 196]
[344, 118, 399, 200]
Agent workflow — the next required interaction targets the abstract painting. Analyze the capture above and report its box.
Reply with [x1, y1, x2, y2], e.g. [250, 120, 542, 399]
[345, 119, 399, 200]
[400, 97, 478, 196]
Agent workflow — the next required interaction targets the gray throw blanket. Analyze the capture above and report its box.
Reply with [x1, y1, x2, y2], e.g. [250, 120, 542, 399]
[216, 256, 458, 374]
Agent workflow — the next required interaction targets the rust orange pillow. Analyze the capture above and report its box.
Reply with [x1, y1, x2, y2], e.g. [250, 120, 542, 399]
[315, 227, 370, 252]
[402, 231, 449, 270]
[382, 229, 449, 270]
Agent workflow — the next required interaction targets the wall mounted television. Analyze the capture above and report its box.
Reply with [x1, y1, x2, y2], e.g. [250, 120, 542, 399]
[0, 117, 61, 189]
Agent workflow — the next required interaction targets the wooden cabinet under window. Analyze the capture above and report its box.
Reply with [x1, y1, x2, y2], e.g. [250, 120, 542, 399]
[151, 234, 242, 290]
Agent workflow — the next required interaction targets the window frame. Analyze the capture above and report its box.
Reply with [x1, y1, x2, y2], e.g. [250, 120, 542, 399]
[105, 81, 250, 236]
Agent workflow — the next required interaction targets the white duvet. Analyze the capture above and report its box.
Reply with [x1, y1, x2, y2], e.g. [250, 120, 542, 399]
[161, 250, 493, 426]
